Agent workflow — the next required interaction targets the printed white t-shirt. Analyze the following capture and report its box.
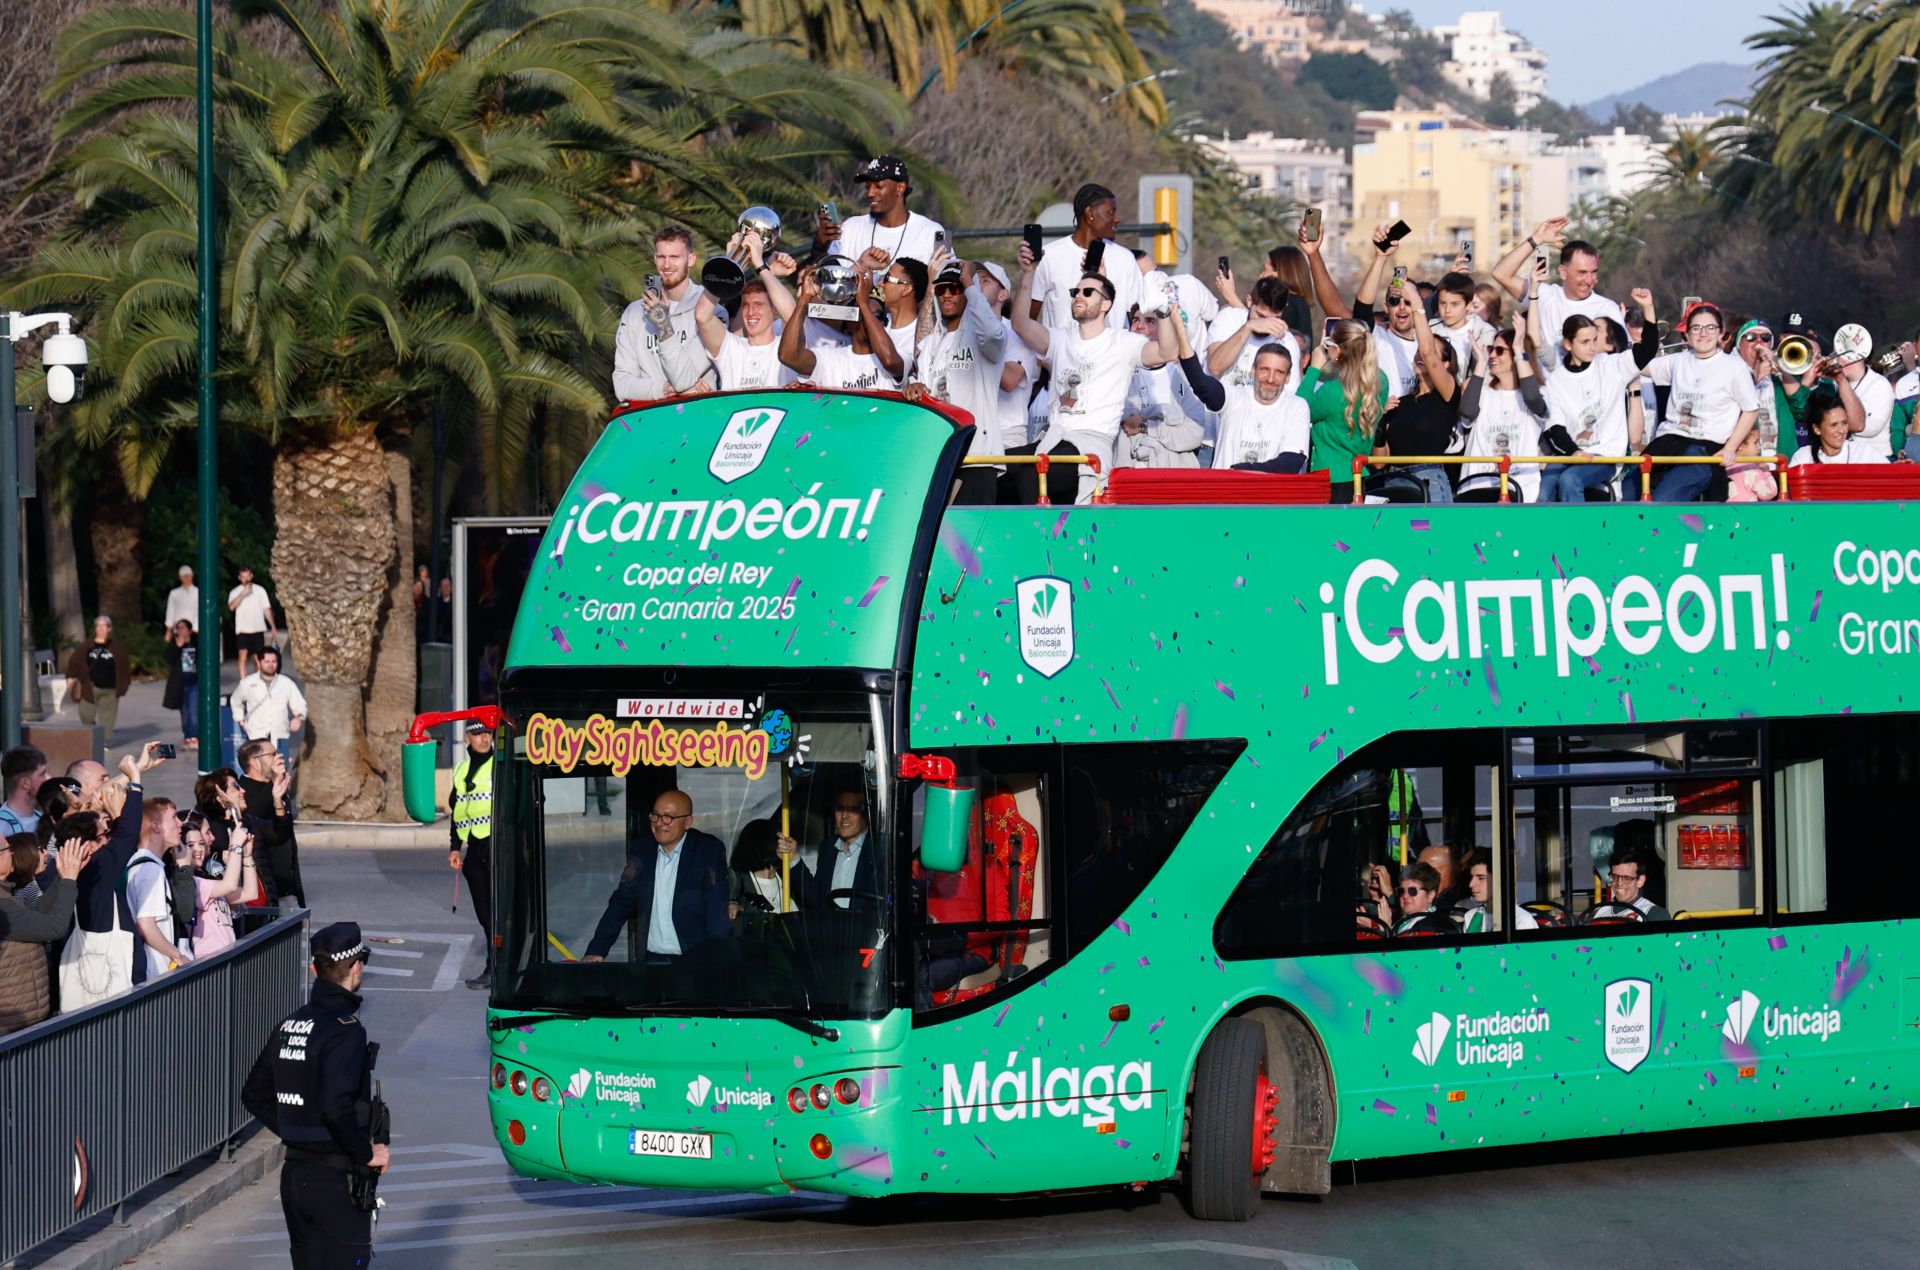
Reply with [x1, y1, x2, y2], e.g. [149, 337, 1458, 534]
[1544, 351, 1638, 457]
[1034, 236, 1141, 333]
[1036, 324, 1151, 501]
[824, 211, 946, 269]
[1537, 284, 1625, 349]
[714, 333, 794, 391]
[1373, 326, 1419, 397]
[1210, 309, 1304, 394]
[1650, 350, 1759, 445]
[809, 343, 901, 392]
[997, 319, 1039, 451]
[1212, 385, 1310, 468]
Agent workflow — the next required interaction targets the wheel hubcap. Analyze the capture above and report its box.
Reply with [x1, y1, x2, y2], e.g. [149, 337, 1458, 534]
[1250, 1063, 1280, 1175]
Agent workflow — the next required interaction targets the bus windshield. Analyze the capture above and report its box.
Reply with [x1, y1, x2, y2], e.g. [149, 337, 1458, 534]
[495, 685, 892, 1021]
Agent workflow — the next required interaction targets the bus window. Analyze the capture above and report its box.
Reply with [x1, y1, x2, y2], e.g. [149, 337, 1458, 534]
[1060, 741, 1246, 956]
[912, 750, 1052, 1013]
[1214, 733, 1500, 956]
[1511, 725, 1762, 929]
[1772, 713, 1920, 920]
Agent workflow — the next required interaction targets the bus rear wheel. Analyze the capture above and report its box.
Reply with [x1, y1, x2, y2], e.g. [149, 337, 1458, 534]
[1185, 1017, 1276, 1221]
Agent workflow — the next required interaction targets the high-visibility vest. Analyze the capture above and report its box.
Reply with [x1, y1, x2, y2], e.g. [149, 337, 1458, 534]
[451, 754, 493, 843]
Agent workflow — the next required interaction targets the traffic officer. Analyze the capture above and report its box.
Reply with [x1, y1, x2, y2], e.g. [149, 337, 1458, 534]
[448, 720, 494, 990]
[241, 922, 390, 1268]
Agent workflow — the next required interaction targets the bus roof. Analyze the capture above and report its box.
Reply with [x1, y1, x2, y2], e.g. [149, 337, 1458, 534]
[504, 391, 968, 674]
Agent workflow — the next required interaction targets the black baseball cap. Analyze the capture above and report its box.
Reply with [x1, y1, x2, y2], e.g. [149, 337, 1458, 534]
[311, 922, 370, 965]
[854, 155, 909, 185]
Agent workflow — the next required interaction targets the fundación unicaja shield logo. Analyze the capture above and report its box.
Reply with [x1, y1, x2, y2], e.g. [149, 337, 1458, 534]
[1603, 978, 1653, 1072]
[685, 1075, 713, 1107]
[1014, 576, 1074, 678]
[1412, 1012, 1452, 1067]
[708, 407, 785, 483]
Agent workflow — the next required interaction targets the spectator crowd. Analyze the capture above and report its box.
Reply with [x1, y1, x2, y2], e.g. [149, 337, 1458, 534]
[0, 737, 304, 1036]
[613, 156, 1920, 505]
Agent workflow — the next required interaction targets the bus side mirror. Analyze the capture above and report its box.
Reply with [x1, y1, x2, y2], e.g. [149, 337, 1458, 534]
[402, 741, 439, 824]
[920, 784, 975, 873]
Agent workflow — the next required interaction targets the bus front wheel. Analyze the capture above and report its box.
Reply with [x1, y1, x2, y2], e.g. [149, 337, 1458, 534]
[1185, 1017, 1275, 1221]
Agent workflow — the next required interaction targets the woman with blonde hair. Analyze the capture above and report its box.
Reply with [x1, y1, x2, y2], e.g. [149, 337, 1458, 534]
[1304, 318, 1390, 502]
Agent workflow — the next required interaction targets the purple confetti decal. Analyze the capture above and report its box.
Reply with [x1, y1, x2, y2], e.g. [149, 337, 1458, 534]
[1582, 655, 1601, 674]
[993, 1003, 1011, 1027]
[1099, 962, 1115, 975]
[549, 626, 572, 653]
[1372, 1099, 1397, 1116]
[1832, 946, 1869, 1002]
[1116, 1139, 1132, 1150]
[974, 1136, 998, 1159]
[1410, 519, 1430, 531]
[984, 712, 996, 729]
[940, 526, 982, 577]
[1364, 1008, 1371, 1035]
[1680, 513, 1705, 534]
[1308, 731, 1329, 751]
[1137, 956, 1150, 967]
[1810, 589, 1822, 621]
[1171, 704, 1190, 738]
[1356, 959, 1406, 996]
[1621, 690, 1636, 723]
[1099, 1022, 1118, 1047]
[1482, 656, 1501, 707]
[1425, 1104, 1438, 1125]
[1112, 918, 1132, 935]
[1704, 1069, 1718, 1086]
[1767, 934, 1787, 951]
[1100, 678, 1123, 710]
[856, 576, 890, 608]
[1052, 510, 1071, 538]
[1213, 956, 1225, 973]
[1334, 540, 1352, 553]
[1215, 681, 1236, 700]
[791, 430, 811, 448]
[1301, 684, 1310, 699]
[1552, 553, 1568, 580]
[1148, 1017, 1166, 1033]
[1473, 542, 1487, 564]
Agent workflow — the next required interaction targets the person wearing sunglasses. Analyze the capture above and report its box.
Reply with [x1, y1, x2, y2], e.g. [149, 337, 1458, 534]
[583, 789, 729, 964]
[1010, 239, 1180, 505]
[916, 256, 1010, 505]
[1349, 221, 1422, 405]
[1391, 860, 1455, 937]
[1457, 324, 1549, 502]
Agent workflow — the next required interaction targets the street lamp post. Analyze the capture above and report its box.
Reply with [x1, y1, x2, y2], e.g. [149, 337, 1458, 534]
[194, 0, 221, 768]
[0, 312, 87, 750]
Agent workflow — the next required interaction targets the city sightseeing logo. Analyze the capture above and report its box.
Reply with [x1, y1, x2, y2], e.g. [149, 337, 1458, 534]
[1721, 989, 1842, 1046]
[708, 406, 785, 484]
[1015, 577, 1074, 679]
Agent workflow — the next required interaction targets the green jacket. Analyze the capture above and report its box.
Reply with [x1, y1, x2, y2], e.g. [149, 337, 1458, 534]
[1302, 366, 1391, 493]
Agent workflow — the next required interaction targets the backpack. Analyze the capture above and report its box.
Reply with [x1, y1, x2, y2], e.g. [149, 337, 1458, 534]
[124, 855, 196, 946]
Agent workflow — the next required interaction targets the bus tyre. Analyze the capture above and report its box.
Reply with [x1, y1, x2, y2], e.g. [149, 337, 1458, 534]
[1186, 1017, 1275, 1221]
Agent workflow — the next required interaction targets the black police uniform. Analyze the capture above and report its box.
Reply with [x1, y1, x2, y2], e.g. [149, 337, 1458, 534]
[242, 923, 380, 1269]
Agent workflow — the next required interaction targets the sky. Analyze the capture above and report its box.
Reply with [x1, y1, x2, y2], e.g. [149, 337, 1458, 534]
[1387, 2, 1765, 106]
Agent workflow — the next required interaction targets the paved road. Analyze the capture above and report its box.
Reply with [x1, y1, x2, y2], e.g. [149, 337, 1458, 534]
[127, 843, 1920, 1268]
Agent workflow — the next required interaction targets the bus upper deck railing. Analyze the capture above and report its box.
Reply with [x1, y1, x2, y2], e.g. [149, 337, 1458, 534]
[0, 910, 308, 1265]
[1346, 453, 1793, 504]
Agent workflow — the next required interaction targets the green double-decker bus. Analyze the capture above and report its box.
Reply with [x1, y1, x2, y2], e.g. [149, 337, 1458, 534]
[407, 389, 1920, 1220]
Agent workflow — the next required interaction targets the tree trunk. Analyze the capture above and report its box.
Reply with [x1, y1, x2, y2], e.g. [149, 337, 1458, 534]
[272, 428, 396, 820]
[89, 464, 145, 630]
[362, 431, 417, 822]
[41, 476, 83, 648]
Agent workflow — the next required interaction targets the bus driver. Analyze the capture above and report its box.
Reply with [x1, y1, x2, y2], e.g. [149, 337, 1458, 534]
[583, 790, 730, 963]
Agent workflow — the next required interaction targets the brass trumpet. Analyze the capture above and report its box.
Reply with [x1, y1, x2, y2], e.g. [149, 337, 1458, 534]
[1777, 333, 1816, 376]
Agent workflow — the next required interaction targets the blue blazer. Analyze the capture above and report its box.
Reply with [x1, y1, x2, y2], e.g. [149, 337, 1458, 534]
[800, 835, 881, 910]
[587, 829, 730, 958]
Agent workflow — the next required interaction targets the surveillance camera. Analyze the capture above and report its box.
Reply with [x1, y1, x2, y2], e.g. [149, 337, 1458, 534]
[42, 331, 88, 404]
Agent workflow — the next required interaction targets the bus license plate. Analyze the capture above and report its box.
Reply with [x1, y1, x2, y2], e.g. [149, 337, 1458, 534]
[628, 1130, 712, 1160]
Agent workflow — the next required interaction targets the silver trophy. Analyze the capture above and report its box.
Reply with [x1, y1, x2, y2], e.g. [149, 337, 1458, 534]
[808, 255, 862, 323]
[700, 206, 782, 307]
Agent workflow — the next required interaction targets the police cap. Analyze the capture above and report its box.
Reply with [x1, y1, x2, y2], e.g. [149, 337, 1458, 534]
[310, 922, 370, 966]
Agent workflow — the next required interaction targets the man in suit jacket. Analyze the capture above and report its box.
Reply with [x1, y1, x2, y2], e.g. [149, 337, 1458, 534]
[792, 788, 880, 911]
[584, 790, 729, 962]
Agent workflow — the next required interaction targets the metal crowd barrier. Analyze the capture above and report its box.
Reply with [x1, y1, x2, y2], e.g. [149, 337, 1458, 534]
[1346, 453, 1792, 504]
[0, 909, 309, 1265]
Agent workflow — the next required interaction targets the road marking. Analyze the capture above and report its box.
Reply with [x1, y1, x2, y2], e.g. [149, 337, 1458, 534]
[358, 931, 475, 992]
[1885, 1133, 1920, 1167]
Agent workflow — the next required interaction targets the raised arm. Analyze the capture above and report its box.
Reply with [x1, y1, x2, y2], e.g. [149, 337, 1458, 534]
[1299, 217, 1348, 320]
[854, 267, 905, 382]
[1627, 288, 1660, 368]
[1139, 308, 1178, 371]
[1207, 314, 1255, 378]
[1408, 298, 1456, 399]
[777, 275, 820, 377]
[1491, 217, 1567, 302]
[694, 291, 728, 359]
[1354, 223, 1397, 308]
[1011, 242, 1050, 358]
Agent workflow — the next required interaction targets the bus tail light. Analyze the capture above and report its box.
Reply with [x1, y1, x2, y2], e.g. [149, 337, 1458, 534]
[508, 1120, 527, 1146]
[809, 1083, 831, 1110]
[531, 1077, 553, 1102]
[833, 1078, 861, 1106]
[809, 1134, 833, 1160]
[510, 1070, 529, 1097]
[787, 1088, 809, 1114]
[491, 1063, 507, 1090]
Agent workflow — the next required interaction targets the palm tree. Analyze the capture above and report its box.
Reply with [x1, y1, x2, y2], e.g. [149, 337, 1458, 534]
[8, 0, 903, 817]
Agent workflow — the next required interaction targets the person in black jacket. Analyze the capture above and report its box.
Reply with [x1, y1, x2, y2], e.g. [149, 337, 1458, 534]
[242, 922, 390, 1268]
[582, 790, 728, 962]
[238, 739, 304, 908]
[161, 619, 200, 750]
